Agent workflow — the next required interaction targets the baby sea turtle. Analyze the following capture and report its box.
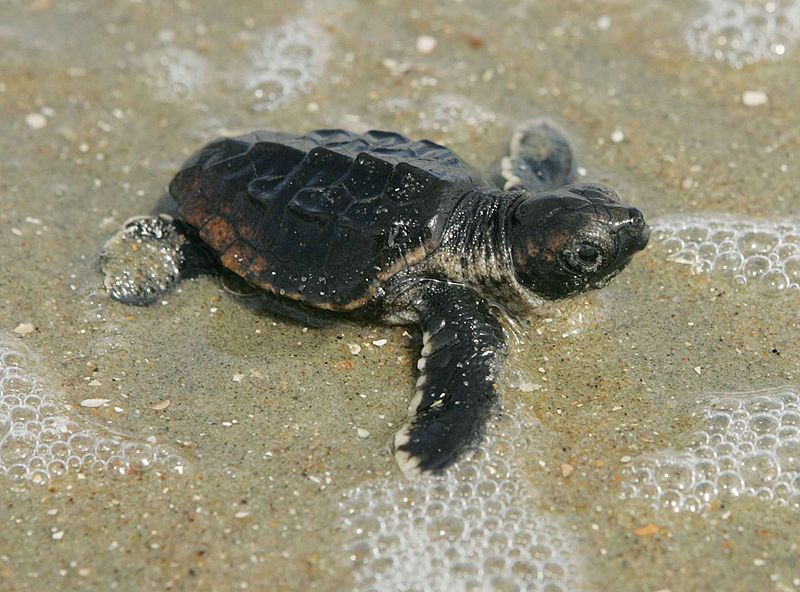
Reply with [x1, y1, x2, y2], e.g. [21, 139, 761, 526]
[101, 121, 650, 477]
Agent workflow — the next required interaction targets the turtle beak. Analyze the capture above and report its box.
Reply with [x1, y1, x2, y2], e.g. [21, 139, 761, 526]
[593, 207, 649, 291]
[618, 207, 650, 254]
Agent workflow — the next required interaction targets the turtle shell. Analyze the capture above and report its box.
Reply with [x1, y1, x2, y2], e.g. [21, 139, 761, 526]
[169, 129, 480, 310]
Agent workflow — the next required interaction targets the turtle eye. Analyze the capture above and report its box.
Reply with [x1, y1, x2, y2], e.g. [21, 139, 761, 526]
[577, 243, 600, 265]
[563, 241, 604, 274]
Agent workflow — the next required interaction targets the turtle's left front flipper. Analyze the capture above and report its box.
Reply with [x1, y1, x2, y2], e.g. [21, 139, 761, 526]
[393, 282, 507, 477]
[491, 119, 575, 193]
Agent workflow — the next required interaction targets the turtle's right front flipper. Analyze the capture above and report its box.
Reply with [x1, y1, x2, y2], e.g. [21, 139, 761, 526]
[392, 281, 507, 477]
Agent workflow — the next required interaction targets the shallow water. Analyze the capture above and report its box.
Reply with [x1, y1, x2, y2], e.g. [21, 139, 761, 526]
[1, 0, 799, 590]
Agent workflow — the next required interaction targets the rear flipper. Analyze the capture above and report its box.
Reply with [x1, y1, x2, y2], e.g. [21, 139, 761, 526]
[491, 119, 575, 193]
[100, 215, 216, 306]
[392, 282, 507, 477]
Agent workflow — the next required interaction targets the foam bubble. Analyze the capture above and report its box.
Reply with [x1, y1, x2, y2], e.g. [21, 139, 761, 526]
[0, 335, 188, 485]
[686, 0, 800, 67]
[339, 409, 584, 591]
[425, 94, 497, 136]
[622, 386, 800, 512]
[141, 46, 209, 102]
[652, 216, 800, 292]
[246, 19, 330, 112]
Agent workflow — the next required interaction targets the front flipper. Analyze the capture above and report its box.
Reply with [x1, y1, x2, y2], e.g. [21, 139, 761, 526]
[491, 119, 575, 193]
[393, 283, 507, 477]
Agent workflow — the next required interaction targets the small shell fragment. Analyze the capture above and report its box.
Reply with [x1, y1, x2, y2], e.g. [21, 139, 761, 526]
[80, 398, 111, 408]
[633, 524, 660, 537]
[25, 113, 47, 129]
[348, 343, 362, 355]
[13, 323, 35, 335]
[416, 35, 437, 54]
[742, 90, 768, 107]
[151, 400, 171, 411]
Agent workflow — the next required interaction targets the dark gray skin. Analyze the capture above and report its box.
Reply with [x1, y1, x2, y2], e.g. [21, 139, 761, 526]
[101, 122, 650, 477]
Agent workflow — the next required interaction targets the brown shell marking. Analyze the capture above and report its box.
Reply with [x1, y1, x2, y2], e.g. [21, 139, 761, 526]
[174, 169, 216, 229]
[199, 217, 237, 252]
[201, 210, 429, 312]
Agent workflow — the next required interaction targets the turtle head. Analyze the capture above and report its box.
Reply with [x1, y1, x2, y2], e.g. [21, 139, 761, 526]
[508, 183, 650, 300]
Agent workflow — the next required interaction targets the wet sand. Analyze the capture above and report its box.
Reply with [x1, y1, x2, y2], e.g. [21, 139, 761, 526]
[1, 1, 799, 590]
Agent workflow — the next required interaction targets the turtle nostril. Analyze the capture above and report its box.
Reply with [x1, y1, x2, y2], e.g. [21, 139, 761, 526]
[628, 208, 645, 228]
